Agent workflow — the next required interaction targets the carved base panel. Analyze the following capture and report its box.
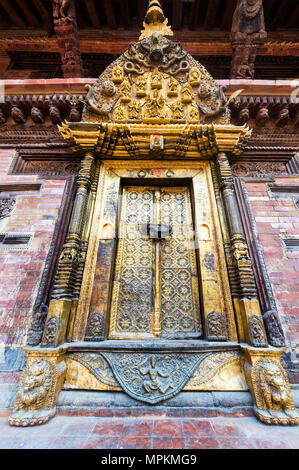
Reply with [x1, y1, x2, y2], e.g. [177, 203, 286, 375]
[64, 350, 248, 394]
[242, 346, 299, 426]
[8, 348, 66, 427]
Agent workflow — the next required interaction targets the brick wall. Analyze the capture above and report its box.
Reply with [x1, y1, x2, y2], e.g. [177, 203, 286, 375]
[0, 149, 66, 380]
[245, 177, 299, 377]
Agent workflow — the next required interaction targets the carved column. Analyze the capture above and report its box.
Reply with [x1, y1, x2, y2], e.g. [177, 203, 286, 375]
[216, 152, 267, 347]
[66, 162, 100, 341]
[41, 151, 96, 347]
[51, 0, 83, 78]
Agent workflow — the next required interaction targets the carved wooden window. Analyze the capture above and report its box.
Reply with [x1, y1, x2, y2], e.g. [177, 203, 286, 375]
[282, 236, 299, 253]
[0, 233, 32, 249]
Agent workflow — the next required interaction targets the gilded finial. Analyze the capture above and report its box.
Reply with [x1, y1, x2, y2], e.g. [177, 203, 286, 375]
[139, 0, 174, 40]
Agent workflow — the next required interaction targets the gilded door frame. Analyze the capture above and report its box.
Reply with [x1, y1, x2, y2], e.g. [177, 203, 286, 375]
[72, 159, 238, 343]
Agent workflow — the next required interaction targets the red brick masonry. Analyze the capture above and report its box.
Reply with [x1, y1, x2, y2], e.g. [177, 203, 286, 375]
[246, 177, 299, 349]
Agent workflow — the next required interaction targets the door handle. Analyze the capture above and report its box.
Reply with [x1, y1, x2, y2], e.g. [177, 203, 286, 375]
[146, 223, 171, 240]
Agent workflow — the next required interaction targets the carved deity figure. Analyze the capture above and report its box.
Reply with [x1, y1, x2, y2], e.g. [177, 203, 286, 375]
[189, 67, 201, 86]
[167, 76, 179, 96]
[231, 0, 266, 79]
[113, 106, 127, 122]
[207, 311, 225, 338]
[52, 0, 74, 25]
[128, 99, 142, 121]
[42, 316, 58, 345]
[144, 89, 166, 120]
[119, 79, 132, 102]
[170, 100, 185, 121]
[181, 83, 193, 103]
[232, 0, 265, 36]
[111, 65, 124, 84]
[135, 76, 147, 96]
[64, 43, 76, 68]
[188, 105, 199, 123]
[140, 357, 173, 394]
[150, 67, 163, 89]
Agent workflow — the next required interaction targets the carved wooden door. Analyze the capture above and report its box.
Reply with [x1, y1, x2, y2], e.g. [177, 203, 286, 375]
[108, 185, 202, 340]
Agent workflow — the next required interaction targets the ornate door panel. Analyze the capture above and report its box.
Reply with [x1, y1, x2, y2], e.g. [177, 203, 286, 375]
[108, 185, 202, 340]
[160, 187, 201, 338]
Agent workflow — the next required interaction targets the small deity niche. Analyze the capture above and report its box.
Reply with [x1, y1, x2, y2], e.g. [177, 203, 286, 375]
[188, 105, 199, 123]
[128, 99, 142, 121]
[170, 100, 185, 122]
[113, 105, 127, 122]
[111, 65, 124, 84]
[119, 79, 132, 102]
[189, 67, 201, 86]
[135, 75, 147, 97]
[167, 76, 179, 97]
[181, 83, 193, 103]
[150, 67, 163, 89]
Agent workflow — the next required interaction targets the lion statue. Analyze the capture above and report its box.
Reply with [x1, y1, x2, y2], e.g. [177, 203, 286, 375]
[16, 359, 52, 410]
[259, 361, 293, 412]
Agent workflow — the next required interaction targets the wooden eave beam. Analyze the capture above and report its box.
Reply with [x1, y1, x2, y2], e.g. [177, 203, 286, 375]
[86, 0, 101, 28]
[31, 0, 52, 29]
[137, 0, 146, 20]
[271, 0, 289, 29]
[103, 0, 117, 29]
[190, 0, 201, 30]
[0, 0, 26, 27]
[120, 0, 130, 27]
[220, 0, 236, 30]
[16, 0, 40, 27]
[204, 0, 220, 29]
[172, 0, 183, 30]
[286, 3, 299, 28]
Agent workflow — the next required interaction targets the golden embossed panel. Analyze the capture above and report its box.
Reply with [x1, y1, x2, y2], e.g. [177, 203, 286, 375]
[160, 187, 202, 337]
[109, 186, 155, 339]
[109, 184, 202, 339]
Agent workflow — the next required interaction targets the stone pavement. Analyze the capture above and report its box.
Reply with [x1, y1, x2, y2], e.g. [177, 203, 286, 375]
[0, 415, 298, 449]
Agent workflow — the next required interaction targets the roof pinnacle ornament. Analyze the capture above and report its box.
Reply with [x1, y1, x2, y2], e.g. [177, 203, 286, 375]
[139, 0, 174, 40]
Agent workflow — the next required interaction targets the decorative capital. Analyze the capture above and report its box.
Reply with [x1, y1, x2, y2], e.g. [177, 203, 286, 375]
[139, 0, 173, 40]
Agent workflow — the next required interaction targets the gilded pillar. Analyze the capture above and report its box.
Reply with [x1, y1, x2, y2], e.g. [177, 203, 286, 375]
[41, 151, 96, 347]
[67, 162, 100, 341]
[215, 152, 267, 347]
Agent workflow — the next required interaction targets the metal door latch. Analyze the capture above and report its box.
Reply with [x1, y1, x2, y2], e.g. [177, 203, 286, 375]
[139, 223, 171, 239]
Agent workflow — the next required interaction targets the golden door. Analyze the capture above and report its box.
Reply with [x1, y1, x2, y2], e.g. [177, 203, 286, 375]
[109, 185, 202, 340]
